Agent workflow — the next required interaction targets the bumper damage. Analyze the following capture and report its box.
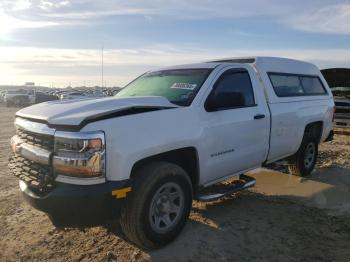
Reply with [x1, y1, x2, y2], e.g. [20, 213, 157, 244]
[20, 179, 131, 227]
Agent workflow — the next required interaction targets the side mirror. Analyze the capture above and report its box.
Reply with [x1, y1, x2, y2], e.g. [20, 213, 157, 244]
[205, 91, 245, 111]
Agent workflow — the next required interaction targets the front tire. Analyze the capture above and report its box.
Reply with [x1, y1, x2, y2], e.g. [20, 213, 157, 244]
[120, 162, 193, 250]
[288, 133, 318, 176]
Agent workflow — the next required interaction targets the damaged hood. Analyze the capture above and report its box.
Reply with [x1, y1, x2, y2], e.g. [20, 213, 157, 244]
[16, 96, 178, 128]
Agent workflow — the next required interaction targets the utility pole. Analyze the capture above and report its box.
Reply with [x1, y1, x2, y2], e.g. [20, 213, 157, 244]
[101, 45, 104, 88]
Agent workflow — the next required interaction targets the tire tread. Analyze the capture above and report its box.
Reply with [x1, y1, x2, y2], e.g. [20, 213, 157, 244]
[120, 161, 192, 250]
[288, 132, 318, 177]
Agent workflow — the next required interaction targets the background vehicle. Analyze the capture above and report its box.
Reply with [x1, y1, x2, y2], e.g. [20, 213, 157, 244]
[4, 90, 35, 107]
[9, 57, 334, 249]
[85, 90, 107, 98]
[60, 91, 87, 100]
[4, 89, 59, 107]
[322, 68, 350, 133]
[333, 98, 350, 130]
[34, 91, 59, 104]
[0, 90, 6, 102]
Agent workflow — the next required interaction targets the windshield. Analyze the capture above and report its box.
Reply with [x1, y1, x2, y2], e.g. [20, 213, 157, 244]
[115, 68, 212, 106]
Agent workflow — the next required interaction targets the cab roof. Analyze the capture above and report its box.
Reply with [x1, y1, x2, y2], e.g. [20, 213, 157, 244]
[154, 56, 320, 76]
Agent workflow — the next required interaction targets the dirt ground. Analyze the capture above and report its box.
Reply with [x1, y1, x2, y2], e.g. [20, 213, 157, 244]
[0, 104, 349, 262]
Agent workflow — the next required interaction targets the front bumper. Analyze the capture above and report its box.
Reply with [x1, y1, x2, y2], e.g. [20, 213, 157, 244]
[333, 115, 350, 135]
[334, 116, 350, 129]
[20, 179, 131, 227]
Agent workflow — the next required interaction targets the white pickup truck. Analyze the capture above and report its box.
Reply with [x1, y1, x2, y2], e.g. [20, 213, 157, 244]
[4, 89, 36, 107]
[9, 57, 334, 249]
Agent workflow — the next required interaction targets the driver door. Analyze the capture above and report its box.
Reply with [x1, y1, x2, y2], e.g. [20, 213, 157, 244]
[199, 66, 269, 184]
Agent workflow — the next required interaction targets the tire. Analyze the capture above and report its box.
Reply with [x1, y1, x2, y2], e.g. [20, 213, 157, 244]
[120, 161, 193, 250]
[288, 132, 318, 177]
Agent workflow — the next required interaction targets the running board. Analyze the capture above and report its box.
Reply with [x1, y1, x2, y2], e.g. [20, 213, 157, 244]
[196, 174, 256, 202]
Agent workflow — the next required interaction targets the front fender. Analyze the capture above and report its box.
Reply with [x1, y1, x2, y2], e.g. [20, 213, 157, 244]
[81, 107, 202, 181]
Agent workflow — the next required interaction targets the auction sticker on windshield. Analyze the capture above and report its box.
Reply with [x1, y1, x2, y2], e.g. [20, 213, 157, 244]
[171, 83, 197, 90]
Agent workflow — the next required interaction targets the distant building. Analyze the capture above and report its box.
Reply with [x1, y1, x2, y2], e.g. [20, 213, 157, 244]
[0, 84, 49, 91]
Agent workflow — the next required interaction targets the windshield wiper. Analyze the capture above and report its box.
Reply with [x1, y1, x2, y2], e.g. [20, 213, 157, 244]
[169, 100, 188, 106]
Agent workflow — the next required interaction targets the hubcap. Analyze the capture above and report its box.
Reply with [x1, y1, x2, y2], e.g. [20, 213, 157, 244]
[149, 182, 184, 234]
[304, 142, 316, 169]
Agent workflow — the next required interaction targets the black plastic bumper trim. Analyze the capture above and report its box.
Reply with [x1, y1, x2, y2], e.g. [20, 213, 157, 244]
[20, 179, 131, 227]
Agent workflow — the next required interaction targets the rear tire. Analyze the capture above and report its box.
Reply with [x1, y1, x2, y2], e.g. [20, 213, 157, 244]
[288, 133, 318, 177]
[120, 162, 193, 250]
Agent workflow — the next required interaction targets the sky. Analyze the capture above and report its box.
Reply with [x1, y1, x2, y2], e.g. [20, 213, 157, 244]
[0, 0, 349, 88]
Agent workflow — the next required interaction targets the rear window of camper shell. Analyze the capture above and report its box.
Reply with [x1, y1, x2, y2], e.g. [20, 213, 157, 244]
[268, 73, 328, 97]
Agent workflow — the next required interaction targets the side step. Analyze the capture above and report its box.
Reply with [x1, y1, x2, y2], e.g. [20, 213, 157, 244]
[196, 174, 256, 202]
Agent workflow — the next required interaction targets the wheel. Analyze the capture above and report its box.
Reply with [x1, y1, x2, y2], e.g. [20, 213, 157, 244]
[120, 161, 193, 250]
[288, 133, 318, 176]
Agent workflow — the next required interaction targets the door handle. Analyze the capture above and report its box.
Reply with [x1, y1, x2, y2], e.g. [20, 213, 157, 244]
[254, 114, 265, 120]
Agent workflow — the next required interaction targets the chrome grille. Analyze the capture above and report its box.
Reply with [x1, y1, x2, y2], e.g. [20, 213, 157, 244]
[10, 118, 56, 195]
[334, 101, 350, 114]
[16, 128, 54, 151]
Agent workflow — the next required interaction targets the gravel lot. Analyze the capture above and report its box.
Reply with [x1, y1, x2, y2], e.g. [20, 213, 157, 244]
[0, 104, 349, 262]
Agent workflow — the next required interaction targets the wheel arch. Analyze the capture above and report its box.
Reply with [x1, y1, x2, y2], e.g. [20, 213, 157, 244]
[286, 120, 324, 161]
[304, 121, 323, 143]
[130, 147, 200, 192]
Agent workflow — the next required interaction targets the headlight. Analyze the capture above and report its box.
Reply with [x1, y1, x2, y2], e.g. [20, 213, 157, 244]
[53, 131, 105, 178]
